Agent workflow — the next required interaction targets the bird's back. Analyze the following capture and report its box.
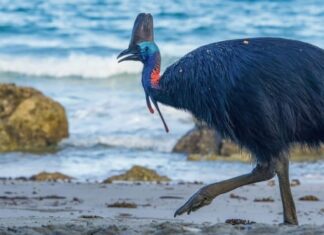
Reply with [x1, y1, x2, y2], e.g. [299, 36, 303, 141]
[159, 37, 324, 161]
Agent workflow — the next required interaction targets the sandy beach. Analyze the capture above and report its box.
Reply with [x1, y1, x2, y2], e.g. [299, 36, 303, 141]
[1, 1, 324, 234]
[0, 179, 323, 234]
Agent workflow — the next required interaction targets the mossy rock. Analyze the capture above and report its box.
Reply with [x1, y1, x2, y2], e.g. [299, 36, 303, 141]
[103, 165, 170, 183]
[187, 152, 251, 162]
[174, 125, 324, 162]
[0, 84, 68, 152]
[30, 171, 73, 181]
[289, 144, 324, 160]
[172, 127, 220, 154]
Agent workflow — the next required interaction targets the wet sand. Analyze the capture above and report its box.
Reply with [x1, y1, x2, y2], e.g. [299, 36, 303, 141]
[0, 179, 323, 234]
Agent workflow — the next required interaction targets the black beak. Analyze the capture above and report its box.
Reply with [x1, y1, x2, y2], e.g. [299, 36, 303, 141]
[117, 13, 154, 63]
[117, 47, 140, 63]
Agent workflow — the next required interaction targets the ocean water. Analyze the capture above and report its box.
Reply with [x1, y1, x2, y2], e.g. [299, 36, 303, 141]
[0, 0, 324, 183]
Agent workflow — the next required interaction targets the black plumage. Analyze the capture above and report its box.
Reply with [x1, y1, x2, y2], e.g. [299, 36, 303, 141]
[118, 13, 324, 225]
[153, 37, 324, 162]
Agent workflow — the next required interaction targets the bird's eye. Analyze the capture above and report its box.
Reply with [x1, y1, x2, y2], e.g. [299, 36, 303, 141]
[145, 47, 149, 52]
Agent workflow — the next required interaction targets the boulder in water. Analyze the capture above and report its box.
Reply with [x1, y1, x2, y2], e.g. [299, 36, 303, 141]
[0, 84, 68, 152]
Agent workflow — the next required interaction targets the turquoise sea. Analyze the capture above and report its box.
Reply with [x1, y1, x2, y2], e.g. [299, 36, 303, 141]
[0, 0, 323, 182]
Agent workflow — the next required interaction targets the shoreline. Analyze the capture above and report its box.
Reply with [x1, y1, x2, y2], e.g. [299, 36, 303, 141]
[0, 179, 323, 234]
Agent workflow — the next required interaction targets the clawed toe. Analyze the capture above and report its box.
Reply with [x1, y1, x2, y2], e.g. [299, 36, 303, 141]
[174, 188, 213, 217]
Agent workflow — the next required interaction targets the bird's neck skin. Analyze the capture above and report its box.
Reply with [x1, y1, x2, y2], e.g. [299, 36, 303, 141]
[142, 51, 174, 108]
[142, 52, 161, 92]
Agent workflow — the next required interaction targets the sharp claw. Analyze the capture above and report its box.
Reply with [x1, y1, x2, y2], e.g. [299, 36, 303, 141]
[174, 189, 213, 218]
[174, 205, 186, 217]
[174, 209, 180, 217]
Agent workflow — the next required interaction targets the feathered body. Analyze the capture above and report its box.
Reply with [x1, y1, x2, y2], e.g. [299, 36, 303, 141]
[151, 37, 324, 162]
[118, 13, 324, 224]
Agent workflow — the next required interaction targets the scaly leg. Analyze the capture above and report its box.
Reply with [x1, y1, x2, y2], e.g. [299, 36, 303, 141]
[174, 161, 275, 217]
[275, 154, 298, 225]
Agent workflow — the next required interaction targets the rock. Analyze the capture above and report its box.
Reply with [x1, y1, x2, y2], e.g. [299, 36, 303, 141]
[187, 152, 250, 162]
[172, 124, 249, 160]
[290, 179, 301, 187]
[289, 144, 324, 161]
[174, 124, 324, 162]
[0, 84, 68, 152]
[103, 165, 170, 183]
[299, 195, 320, 201]
[220, 141, 246, 157]
[172, 126, 220, 155]
[187, 154, 218, 161]
[30, 171, 73, 181]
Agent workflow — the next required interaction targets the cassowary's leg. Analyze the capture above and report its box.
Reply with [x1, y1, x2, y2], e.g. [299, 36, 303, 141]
[214, 131, 223, 155]
[275, 154, 298, 225]
[174, 161, 275, 217]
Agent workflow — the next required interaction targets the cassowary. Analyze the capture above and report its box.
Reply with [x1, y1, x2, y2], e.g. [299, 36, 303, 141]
[117, 13, 324, 225]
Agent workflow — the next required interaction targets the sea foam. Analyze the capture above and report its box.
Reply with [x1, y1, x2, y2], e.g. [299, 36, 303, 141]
[0, 54, 142, 79]
[0, 42, 195, 79]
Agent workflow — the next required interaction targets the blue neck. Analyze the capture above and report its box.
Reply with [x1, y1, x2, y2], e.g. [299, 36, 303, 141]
[142, 52, 161, 92]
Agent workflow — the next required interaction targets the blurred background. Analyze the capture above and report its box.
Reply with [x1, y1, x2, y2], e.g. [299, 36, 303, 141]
[0, 0, 323, 183]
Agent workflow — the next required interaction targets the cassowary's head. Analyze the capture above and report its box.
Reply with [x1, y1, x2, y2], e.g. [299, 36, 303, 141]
[117, 13, 159, 64]
[117, 13, 169, 133]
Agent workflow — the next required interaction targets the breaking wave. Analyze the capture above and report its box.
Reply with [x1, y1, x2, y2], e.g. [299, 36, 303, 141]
[0, 54, 142, 79]
[0, 42, 196, 79]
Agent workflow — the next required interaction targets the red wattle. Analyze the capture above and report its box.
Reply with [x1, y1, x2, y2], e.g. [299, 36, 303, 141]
[148, 106, 154, 113]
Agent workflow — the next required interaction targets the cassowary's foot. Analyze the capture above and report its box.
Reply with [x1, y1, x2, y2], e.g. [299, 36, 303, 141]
[174, 186, 213, 217]
[279, 218, 298, 226]
[282, 211, 298, 225]
[174, 162, 275, 218]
